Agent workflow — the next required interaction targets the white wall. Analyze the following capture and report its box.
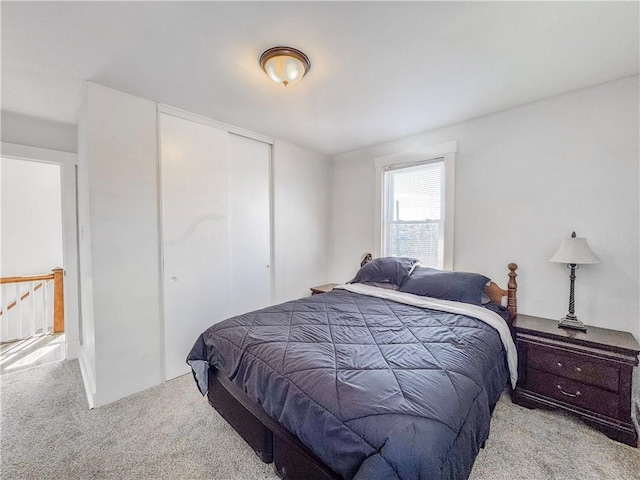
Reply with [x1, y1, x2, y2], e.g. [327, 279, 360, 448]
[0, 158, 63, 276]
[78, 83, 163, 407]
[77, 84, 331, 406]
[331, 76, 640, 341]
[1, 111, 77, 153]
[273, 140, 331, 303]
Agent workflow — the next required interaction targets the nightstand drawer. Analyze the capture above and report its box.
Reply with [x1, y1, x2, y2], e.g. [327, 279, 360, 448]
[528, 368, 620, 418]
[528, 344, 619, 392]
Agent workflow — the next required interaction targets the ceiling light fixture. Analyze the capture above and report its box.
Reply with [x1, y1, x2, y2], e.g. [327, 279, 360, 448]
[260, 46, 311, 87]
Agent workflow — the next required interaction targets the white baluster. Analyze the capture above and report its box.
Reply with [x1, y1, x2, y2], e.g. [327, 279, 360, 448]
[16, 283, 23, 340]
[29, 281, 36, 338]
[1, 285, 7, 342]
[47, 280, 53, 334]
[42, 280, 48, 335]
[47, 280, 55, 333]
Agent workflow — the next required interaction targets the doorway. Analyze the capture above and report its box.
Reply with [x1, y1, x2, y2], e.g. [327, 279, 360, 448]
[0, 143, 79, 373]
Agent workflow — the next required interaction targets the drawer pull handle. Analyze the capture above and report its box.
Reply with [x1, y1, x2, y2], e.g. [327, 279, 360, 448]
[557, 385, 581, 397]
[556, 362, 563, 368]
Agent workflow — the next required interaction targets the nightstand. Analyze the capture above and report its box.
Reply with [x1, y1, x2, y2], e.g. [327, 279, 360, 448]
[310, 283, 339, 295]
[512, 314, 640, 447]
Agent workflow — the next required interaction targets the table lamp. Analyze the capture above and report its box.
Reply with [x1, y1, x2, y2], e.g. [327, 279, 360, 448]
[549, 231, 599, 332]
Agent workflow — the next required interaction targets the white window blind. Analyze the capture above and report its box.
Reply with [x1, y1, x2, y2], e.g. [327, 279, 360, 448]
[383, 159, 445, 268]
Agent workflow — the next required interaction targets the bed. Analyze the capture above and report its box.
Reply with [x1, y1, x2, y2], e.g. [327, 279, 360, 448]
[188, 260, 518, 480]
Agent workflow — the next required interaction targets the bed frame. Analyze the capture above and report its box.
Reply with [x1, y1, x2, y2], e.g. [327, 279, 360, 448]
[207, 263, 518, 480]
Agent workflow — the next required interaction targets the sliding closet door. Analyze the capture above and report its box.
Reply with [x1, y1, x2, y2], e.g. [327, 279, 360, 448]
[160, 113, 230, 380]
[228, 134, 272, 317]
[160, 112, 272, 380]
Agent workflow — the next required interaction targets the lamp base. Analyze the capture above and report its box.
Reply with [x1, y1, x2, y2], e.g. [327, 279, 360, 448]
[558, 315, 587, 332]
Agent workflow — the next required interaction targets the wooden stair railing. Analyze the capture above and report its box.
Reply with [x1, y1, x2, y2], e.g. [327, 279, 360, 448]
[0, 268, 64, 334]
[2, 281, 44, 312]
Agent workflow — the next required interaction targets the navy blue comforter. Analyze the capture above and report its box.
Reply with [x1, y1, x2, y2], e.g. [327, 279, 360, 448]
[188, 288, 509, 480]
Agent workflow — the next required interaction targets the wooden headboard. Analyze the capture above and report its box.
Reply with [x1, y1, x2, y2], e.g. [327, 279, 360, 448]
[357, 254, 519, 323]
[483, 263, 518, 322]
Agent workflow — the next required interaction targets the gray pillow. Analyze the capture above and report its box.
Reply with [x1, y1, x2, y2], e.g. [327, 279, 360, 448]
[399, 267, 490, 305]
[351, 257, 420, 288]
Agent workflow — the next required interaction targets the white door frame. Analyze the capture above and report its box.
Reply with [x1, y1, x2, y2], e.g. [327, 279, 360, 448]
[1, 142, 80, 359]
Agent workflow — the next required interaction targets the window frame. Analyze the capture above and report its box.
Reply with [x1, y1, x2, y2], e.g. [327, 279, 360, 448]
[374, 141, 456, 270]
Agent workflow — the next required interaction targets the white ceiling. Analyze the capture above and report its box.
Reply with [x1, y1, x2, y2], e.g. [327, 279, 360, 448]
[2, 1, 638, 156]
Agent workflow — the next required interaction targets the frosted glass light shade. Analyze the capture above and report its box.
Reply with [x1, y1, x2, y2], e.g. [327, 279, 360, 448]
[549, 232, 600, 265]
[260, 47, 310, 87]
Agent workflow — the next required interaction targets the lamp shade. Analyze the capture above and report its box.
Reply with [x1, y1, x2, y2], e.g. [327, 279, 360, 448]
[260, 47, 310, 87]
[549, 232, 599, 264]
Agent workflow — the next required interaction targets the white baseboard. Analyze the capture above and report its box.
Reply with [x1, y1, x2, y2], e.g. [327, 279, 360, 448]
[65, 339, 80, 361]
[77, 350, 96, 409]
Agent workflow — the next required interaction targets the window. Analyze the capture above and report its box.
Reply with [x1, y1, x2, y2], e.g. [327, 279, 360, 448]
[383, 160, 445, 268]
[375, 142, 456, 270]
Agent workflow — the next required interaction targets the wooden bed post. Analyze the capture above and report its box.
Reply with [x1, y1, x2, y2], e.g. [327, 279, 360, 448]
[507, 263, 518, 321]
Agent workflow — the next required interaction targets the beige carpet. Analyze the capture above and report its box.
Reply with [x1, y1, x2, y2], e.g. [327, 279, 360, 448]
[470, 390, 640, 480]
[1, 360, 638, 479]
